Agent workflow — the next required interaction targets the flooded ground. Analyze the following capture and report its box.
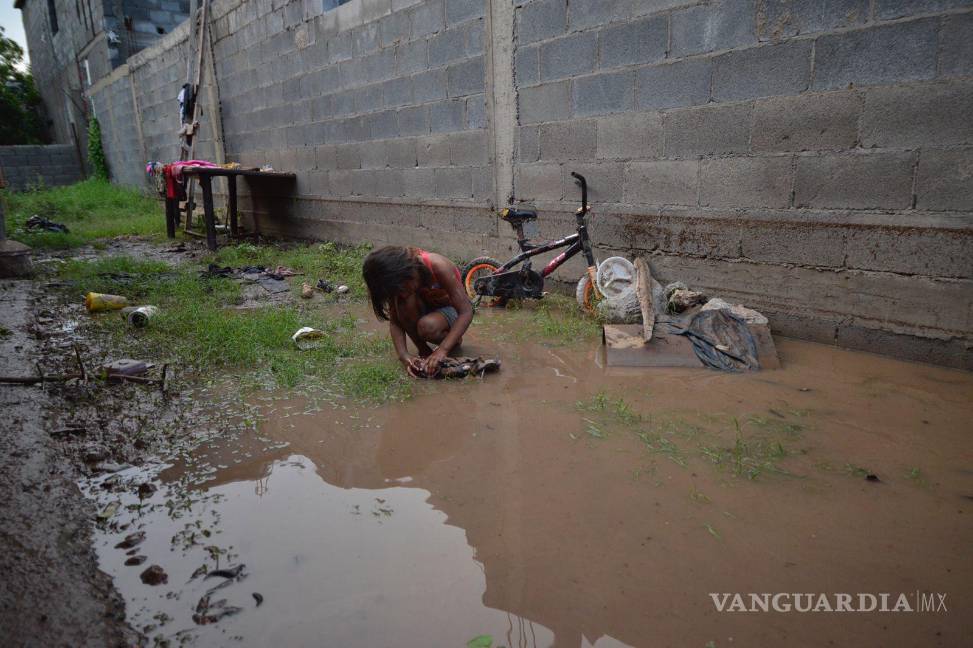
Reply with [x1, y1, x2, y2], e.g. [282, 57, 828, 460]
[83, 307, 972, 647]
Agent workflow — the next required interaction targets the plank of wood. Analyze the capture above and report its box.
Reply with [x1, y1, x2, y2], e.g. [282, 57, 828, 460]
[634, 257, 655, 342]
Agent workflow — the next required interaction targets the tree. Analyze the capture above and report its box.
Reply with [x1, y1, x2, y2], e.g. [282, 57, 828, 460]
[0, 26, 46, 145]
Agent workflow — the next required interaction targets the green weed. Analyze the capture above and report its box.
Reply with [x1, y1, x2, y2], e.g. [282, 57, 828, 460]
[4, 180, 162, 248]
[56, 250, 407, 401]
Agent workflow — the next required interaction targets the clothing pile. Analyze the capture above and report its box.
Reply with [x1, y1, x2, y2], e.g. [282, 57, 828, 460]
[416, 356, 501, 380]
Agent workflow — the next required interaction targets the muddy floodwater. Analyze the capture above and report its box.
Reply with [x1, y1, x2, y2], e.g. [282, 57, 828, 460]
[83, 309, 972, 647]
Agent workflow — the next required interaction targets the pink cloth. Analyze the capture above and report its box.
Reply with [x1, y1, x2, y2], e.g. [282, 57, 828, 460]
[170, 160, 220, 180]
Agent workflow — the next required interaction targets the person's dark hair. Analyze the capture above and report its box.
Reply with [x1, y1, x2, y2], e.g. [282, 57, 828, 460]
[362, 246, 431, 320]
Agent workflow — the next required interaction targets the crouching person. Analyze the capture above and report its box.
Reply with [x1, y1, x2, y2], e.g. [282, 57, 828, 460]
[362, 246, 473, 377]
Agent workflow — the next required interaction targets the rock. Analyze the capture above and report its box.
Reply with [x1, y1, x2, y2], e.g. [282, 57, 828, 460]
[125, 555, 147, 566]
[137, 482, 157, 499]
[140, 565, 168, 585]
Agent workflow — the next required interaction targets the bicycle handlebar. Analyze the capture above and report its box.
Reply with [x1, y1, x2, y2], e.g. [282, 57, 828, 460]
[570, 171, 588, 214]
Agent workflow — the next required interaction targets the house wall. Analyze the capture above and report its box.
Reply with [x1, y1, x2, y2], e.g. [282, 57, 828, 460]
[87, 0, 973, 369]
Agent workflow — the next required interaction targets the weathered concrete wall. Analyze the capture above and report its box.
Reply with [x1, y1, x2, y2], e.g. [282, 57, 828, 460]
[0, 145, 84, 191]
[17, 0, 191, 147]
[18, 0, 108, 145]
[88, 0, 973, 369]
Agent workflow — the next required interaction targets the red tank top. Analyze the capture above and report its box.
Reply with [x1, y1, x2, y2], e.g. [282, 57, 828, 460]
[417, 250, 460, 308]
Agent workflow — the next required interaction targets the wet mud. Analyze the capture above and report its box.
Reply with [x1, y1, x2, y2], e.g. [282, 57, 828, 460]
[82, 306, 973, 647]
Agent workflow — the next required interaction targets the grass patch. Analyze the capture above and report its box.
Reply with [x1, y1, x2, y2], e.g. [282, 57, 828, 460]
[57, 245, 409, 401]
[575, 390, 807, 480]
[210, 241, 370, 299]
[4, 180, 162, 248]
[576, 391, 642, 425]
[483, 293, 600, 343]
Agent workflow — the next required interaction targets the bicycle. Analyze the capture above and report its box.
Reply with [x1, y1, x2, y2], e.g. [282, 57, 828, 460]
[461, 172, 602, 312]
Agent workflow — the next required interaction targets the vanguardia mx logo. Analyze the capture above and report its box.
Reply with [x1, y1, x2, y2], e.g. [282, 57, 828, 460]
[709, 592, 948, 613]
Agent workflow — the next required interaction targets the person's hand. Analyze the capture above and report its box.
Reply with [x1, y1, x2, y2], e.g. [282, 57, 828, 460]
[402, 356, 424, 378]
[422, 348, 447, 377]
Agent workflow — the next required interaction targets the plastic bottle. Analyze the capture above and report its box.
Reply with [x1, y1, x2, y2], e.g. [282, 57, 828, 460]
[85, 292, 129, 312]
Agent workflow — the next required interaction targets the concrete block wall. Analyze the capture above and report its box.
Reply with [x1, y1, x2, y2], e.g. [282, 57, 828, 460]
[213, 0, 491, 206]
[87, 0, 973, 369]
[511, 0, 973, 368]
[0, 145, 84, 190]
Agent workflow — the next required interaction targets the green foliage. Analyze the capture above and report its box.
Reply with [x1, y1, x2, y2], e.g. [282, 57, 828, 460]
[5, 179, 162, 248]
[87, 117, 110, 180]
[0, 26, 45, 145]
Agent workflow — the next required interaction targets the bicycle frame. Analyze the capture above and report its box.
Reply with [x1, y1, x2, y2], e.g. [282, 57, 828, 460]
[500, 171, 596, 277]
[472, 172, 596, 302]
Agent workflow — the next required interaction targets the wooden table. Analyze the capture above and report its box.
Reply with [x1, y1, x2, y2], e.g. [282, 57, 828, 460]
[166, 167, 296, 250]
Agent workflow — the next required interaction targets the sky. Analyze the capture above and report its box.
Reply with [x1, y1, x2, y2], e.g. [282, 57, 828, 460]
[1, 2, 30, 69]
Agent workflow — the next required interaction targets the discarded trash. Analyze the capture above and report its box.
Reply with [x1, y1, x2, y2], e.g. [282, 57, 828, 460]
[193, 594, 242, 625]
[97, 502, 120, 520]
[85, 292, 129, 312]
[268, 265, 299, 279]
[415, 356, 501, 379]
[666, 288, 707, 314]
[700, 298, 769, 325]
[596, 257, 637, 299]
[94, 461, 130, 473]
[120, 305, 158, 327]
[140, 565, 168, 585]
[102, 359, 151, 379]
[634, 258, 655, 341]
[336, 284, 350, 294]
[672, 310, 760, 372]
[205, 564, 245, 580]
[292, 327, 327, 350]
[301, 282, 314, 299]
[25, 214, 69, 233]
[201, 263, 234, 278]
[257, 276, 290, 294]
[50, 425, 86, 438]
[115, 531, 146, 549]
[316, 279, 334, 293]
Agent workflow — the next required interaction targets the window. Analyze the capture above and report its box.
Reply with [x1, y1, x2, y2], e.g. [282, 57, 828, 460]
[47, 0, 59, 34]
[322, 0, 355, 11]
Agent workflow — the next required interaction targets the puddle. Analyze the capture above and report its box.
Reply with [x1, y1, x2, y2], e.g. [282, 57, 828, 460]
[84, 310, 973, 646]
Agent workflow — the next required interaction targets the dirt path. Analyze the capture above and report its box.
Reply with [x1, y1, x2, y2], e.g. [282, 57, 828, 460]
[0, 280, 134, 645]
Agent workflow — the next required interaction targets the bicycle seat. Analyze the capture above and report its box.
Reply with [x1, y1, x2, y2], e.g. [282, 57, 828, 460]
[499, 208, 538, 225]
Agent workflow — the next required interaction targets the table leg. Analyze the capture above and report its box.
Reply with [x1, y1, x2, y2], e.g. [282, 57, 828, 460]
[185, 179, 195, 230]
[201, 176, 217, 251]
[228, 176, 238, 237]
[165, 198, 176, 238]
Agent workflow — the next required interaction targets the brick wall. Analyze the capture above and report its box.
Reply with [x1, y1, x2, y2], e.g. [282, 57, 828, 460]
[0, 145, 84, 191]
[87, 0, 973, 369]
